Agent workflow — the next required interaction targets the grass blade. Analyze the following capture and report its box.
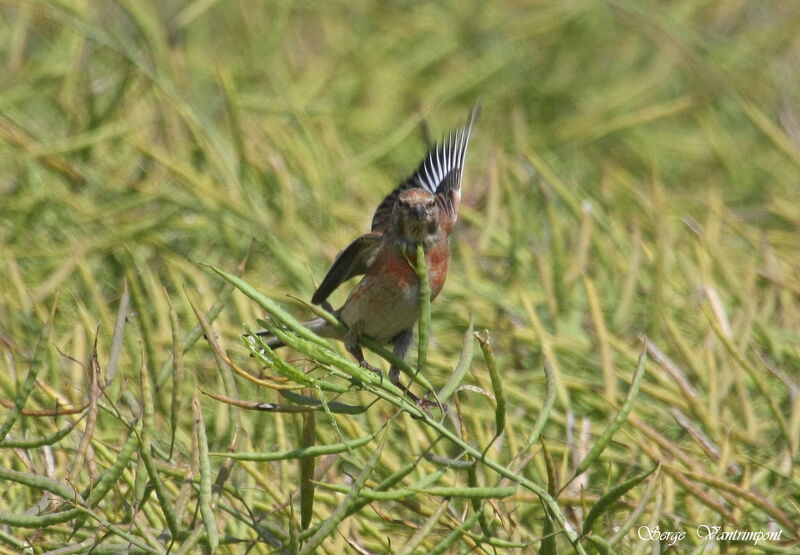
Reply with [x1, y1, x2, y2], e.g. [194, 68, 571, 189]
[299, 410, 316, 531]
[582, 465, 657, 535]
[212, 431, 379, 461]
[439, 317, 474, 403]
[299, 438, 383, 554]
[193, 392, 219, 551]
[0, 291, 58, 441]
[565, 341, 648, 489]
[518, 358, 557, 460]
[415, 242, 432, 374]
[477, 330, 506, 443]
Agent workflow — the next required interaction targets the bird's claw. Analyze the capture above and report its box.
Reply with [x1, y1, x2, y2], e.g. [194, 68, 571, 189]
[414, 398, 448, 416]
[360, 360, 382, 376]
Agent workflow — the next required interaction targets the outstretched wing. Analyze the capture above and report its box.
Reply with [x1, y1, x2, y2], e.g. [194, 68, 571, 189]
[371, 104, 480, 233]
[311, 232, 382, 306]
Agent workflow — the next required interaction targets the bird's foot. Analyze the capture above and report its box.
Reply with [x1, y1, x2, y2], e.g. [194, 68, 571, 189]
[359, 360, 382, 377]
[416, 398, 435, 414]
[414, 397, 448, 416]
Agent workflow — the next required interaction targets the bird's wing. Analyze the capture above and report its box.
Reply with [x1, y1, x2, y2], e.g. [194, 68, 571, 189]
[311, 232, 383, 305]
[371, 104, 480, 233]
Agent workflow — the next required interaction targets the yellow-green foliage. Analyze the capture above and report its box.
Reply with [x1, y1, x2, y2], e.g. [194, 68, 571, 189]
[1, 1, 798, 553]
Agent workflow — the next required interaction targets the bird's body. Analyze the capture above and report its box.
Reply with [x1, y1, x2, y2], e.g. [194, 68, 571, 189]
[338, 231, 449, 342]
[258, 105, 479, 405]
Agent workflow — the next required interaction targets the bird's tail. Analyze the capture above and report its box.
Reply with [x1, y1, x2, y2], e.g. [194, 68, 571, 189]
[251, 317, 337, 348]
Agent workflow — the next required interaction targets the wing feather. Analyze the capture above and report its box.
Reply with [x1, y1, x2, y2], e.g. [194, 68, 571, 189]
[371, 103, 480, 232]
[311, 233, 382, 306]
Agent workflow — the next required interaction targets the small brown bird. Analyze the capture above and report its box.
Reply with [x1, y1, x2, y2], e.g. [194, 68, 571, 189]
[258, 105, 479, 405]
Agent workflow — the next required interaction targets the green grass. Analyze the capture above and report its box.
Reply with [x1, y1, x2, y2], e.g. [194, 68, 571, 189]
[1, 0, 799, 553]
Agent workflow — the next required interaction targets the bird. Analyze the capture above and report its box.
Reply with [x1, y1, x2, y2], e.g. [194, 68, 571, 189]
[256, 104, 479, 406]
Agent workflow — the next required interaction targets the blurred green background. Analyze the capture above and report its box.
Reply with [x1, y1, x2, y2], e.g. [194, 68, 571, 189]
[1, 0, 798, 552]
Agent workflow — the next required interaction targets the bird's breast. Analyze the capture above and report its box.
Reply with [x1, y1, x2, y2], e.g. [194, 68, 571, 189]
[337, 238, 450, 343]
[381, 240, 449, 298]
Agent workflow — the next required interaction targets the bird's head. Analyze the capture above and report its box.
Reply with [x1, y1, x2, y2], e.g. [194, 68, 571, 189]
[390, 188, 441, 245]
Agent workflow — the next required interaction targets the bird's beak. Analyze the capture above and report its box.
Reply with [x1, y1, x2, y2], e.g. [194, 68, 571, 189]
[412, 204, 425, 219]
